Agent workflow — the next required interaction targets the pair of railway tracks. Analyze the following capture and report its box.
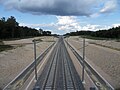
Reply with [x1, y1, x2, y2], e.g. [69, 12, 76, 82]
[33, 37, 84, 90]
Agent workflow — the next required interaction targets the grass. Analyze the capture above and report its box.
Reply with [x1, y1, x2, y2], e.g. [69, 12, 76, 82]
[116, 39, 120, 42]
[0, 45, 14, 52]
[44, 40, 55, 42]
[35, 38, 43, 42]
[1, 36, 35, 41]
[0, 40, 14, 52]
[0, 40, 4, 45]
[79, 35, 119, 40]
[89, 42, 120, 51]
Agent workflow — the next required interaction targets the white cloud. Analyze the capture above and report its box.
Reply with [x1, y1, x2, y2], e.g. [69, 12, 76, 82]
[112, 24, 120, 27]
[100, 0, 118, 13]
[57, 16, 76, 25]
[81, 24, 111, 31]
[56, 16, 81, 33]
[20, 16, 81, 33]
[56, 16, 112, 32]
[19, 23, 55, 28]
[82, 24, 99, 31]
[20, 17, 117, 34]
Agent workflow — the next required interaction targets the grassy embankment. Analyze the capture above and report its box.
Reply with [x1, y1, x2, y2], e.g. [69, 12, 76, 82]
[79, 35, 120, 51]
[80, 35, 120, 41]
[89, 42, 120, 51]
[0, 37, 55, 52]
[0, 40, 13, 52]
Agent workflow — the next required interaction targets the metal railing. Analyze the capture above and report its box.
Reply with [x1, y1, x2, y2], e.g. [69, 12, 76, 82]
[3, 42, 55, 90]
[65, 40, 114, 90]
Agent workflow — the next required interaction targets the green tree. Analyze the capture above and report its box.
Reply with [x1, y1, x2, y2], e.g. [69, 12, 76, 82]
[6, 16, 19, 38]
[0, 17, 6, 38]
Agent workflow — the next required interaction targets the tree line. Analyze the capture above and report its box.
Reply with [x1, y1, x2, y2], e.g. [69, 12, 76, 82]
[65, 26, 120, 39]
[0, 16, 51, 39]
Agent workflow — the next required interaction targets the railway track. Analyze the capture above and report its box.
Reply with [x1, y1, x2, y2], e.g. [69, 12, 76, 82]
[33, 36, 84, 90]
[66, 40, 114, 90]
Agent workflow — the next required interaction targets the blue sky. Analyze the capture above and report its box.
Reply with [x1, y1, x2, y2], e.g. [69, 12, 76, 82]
[0, 0, 120, 34]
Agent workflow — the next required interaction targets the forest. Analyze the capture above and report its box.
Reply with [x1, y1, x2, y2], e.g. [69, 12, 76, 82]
[0, 16, 51, 39]
[1, 16, 120, 39]
[65, 26, 120, 39]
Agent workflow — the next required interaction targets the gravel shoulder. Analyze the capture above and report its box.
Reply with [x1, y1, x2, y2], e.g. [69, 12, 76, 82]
[0, 36, 56, 89]
[68, 36, 120, 89]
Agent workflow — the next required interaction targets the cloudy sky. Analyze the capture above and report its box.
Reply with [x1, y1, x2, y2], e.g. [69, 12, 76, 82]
[0, 0, 120, 34]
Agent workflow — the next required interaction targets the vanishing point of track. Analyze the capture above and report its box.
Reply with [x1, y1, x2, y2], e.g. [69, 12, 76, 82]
[33, 37, 84, 90]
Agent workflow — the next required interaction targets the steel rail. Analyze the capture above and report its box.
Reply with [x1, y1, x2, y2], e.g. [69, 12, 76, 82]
[42, 42, 59, 90]
[33, 40, 59, 90]
[66, 40, 114, 90]
[33, 37, 84, 90]
[63, 40, 84, 90]
[63, 42, 76, 90]
[62, 46, 67, 90]
[52, 42, 63, 90]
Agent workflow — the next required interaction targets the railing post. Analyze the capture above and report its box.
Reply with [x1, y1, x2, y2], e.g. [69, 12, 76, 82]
[82, 37, 85, 83]
[33, 39, 37, 81]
